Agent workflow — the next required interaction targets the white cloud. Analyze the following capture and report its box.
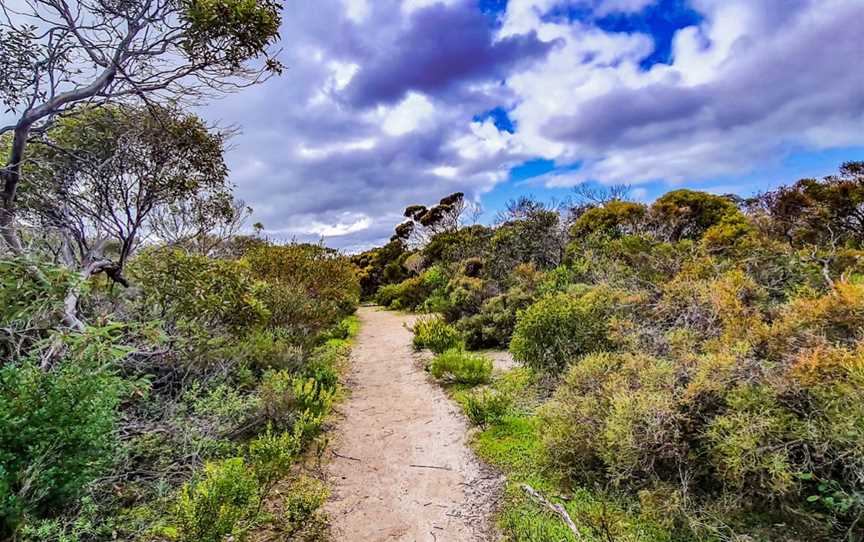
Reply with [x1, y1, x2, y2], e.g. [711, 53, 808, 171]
[343, 0, 370, 22]
[379, 92, 436, 136]
[499, 0, 864, 187]
[297, 138, 377, 159]
[273, 214, 373, 237]
[431, 165, 459, 178]
[402, 0, 462, 16]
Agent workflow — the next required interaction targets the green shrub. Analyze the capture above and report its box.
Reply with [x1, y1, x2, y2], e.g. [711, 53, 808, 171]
[570, 200, 647, 239]
[190, 381, 261, 435]
[443, 275, 488, 321]
[428, 349, 492, 385]
[130, 248, 269, 335]
[374, 267, 451, 311]
[412, 316, 463, 353]
[248, 425, 303, 490]
[540, 352, 683, 483]
[510, 288, 621, 373]
[463, 387, 513, 425]
[244, 243, 360, 322]
[457, 286, 536, 349]
[172, 457, 259, 542]
[649, 189, 740, 241]
[258, 370, 298, 428]
[225, 329, 305, 374]
[0, 328, 132, 534]
[275, 475, 329, 537]
[0, 259, 78, 357]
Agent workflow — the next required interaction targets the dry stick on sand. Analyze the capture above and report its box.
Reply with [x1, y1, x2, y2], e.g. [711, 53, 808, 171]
[332, 450, 362, 462]
[521, 484, 583, 540]
[409, 464, 452, 471]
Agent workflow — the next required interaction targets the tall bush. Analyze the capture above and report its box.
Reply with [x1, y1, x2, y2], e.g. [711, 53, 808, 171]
[510, 287, 622, 373]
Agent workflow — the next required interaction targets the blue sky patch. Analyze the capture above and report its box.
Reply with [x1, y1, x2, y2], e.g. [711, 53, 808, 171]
[542, 0, 703, 70]
[473, 106, 516, 133]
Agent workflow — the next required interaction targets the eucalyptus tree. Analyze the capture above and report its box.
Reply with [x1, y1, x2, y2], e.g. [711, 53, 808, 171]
[0, 0, 282, 254]
[16, 103, 235, 328]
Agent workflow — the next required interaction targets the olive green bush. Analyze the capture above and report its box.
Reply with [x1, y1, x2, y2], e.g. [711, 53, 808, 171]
[457, 286, 536, 349]
[428, 349, 492, 385]
[540, 281, 864, 537]
[510, 287, 622, 373]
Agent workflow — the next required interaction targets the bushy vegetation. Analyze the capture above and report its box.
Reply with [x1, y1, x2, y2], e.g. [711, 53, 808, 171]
[377, 162, 864, 541]
[1, 237, 359, 540]
[411, 315, 464, 353]
[428, 348, 492, 385]
[509, 287, 624, 373]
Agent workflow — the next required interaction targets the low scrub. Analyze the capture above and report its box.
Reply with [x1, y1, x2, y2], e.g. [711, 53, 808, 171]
[412, 315, 463, 353]
[171, 458, 260, 542]
[541, 344, 864, 536]
[428, 348, 492, 385]
[463, 387, 513, 426]
[0, 328, 133, 533]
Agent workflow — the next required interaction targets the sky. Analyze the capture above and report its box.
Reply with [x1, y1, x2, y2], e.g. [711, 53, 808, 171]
[8, 0, 862, 252]
[203, 0, 863, 251]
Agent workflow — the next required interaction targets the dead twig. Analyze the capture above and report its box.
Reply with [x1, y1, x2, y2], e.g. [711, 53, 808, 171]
[409, 464, 451, 471]
[521, 483, 583, 540]
[331, 450, 361, 462]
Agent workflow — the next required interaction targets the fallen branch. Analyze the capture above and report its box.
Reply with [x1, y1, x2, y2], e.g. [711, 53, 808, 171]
[332, 450, 361, 462]
[521, 483, 583, 540]
[409, 463, 451, 471]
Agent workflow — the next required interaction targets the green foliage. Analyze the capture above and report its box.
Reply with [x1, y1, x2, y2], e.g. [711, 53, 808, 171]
[0, 258, 79, 357]
[131, 247, 268, 335]
[171, 457, 259, 542]
[443, 275, 488, 321]
[463, 387, 514, 426]
[487, 209, 563, 281]
[468, 369, 681, 542]
[422, 225, 493, 265]
[352, 240, 409, 299]
[274, 475, 330, 538]
[224, 328, 305, 374]
[181, 0, 282, 69]
[0, 328, 133, 535]
[457, 286, 536, 349]
[649, 189, 740, 241]
[375, 275, 429, 310]
[570, 200, 647, 239]
[540, 340, 864, 536]
[428, 348, 492, 385]
[510, 288, 621, 373]
[412, 316, 464, 353]
[244, 243, 360, 338]
[247, 425, 303, 490]
[752, 161, 864, 247]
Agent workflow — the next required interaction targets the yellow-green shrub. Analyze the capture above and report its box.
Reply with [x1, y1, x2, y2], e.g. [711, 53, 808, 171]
[412, 316, 463, 353]
[172, 458, 259, 542]
[463, 386, 513, 425]
[130, 248, 269, 335]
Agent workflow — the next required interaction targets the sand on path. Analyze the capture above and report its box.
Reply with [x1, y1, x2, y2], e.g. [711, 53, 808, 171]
[324, 307, 501, 542]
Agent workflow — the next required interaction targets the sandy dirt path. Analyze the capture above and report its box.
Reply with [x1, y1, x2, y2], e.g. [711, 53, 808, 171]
[324, 307, 501, 542]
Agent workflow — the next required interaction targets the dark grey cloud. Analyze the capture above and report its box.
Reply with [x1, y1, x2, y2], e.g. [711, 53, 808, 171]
[541, 1, 864, 154]
[344, 1, 557, 107]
